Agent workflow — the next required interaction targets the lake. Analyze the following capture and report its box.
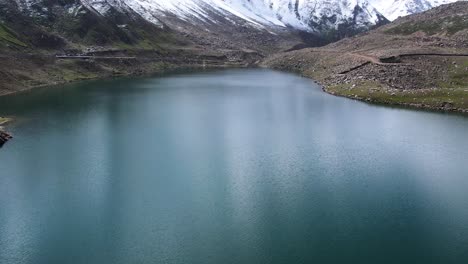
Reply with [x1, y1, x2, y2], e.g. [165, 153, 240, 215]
[1, 69, 468, 264]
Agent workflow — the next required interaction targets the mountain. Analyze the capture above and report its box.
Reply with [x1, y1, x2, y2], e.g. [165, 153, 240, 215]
[369, 0, 462, 20]
[264, 1, 468, 112]
[12, 0, 388, 39]
[149, 0, 387, 32]
[6, 0, 464, 55]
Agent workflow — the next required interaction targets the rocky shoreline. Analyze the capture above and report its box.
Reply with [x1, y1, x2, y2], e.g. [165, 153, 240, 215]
[261, 2, 468, 115]
[262, 52, 468, 115]
[322, 86, 468, 115]
[0, 130, 12, 147]
[263, 53, 467, 115]
[295, 77, 468, 115]
[0, 48, 261, 96]
[0, 117, 12, 147]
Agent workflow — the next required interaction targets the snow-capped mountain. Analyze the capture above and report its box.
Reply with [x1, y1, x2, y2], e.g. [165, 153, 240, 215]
[13, 0, 387, 34]
[369, 0, 462, 20]
[10, 0, 465, 38]
[227, 0, 387, 32]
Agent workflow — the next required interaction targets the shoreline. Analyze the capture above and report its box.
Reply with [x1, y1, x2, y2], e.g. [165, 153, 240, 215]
[0, 64, 466, 149]
[1, 64, 467, 118]
[0, 117, 13, 147]
[311, 76, 468, 115]
[261, 54, 468, 115]
[0, 61, 249, 98]
[0, 117, 12, 126]
[322, 86, 468, 115]
[0, 63, 249, 133]
[271, 67, 468, 115]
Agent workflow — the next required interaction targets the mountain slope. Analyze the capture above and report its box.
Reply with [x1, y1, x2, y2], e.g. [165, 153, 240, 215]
[13, 0, 389, 38]
[264, 2, 468, 113]
[3, 0, 181, 50]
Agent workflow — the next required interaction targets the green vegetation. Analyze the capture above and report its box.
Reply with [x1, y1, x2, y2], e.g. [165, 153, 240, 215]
[59, 68, 99, 82]
[0, 24, 27, 47]
[385, 15, 468, 35]
[327, 80, 468, 110]
[439, 58, 468, 89]
[0, 117, 12, 125]
[50, 60, 100, 82]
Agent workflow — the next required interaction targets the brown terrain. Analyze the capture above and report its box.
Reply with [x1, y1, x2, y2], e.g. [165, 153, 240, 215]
[263, 2, 468, 113]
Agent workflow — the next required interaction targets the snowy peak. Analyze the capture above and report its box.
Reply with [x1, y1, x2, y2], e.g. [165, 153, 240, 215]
[370, 0, 462, 20]
[12, 0, 464, 30]
[93, 0, 388, 33]
[231, 0, 386, 30]
[11, 0, 387, 34]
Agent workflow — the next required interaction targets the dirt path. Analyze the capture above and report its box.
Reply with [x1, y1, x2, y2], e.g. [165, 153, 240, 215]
[55, 55, 137, 60]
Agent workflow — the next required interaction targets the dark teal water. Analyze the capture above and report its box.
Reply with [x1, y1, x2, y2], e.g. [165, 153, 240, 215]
[1, 69, 468, 264]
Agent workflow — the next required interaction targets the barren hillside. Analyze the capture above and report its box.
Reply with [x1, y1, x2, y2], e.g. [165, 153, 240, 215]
[264, 2, 468, 113]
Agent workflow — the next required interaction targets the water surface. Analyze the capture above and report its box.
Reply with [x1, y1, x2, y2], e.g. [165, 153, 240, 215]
[1, 69, 468, 264]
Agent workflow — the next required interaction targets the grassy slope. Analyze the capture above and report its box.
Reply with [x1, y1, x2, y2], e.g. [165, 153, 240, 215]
[0, 23, 27, 48]
[0, 117, 11, 125]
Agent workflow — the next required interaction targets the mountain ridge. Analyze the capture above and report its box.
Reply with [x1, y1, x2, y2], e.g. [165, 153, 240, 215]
[13, 0, 388, 35]
[13, 0, 463, 32]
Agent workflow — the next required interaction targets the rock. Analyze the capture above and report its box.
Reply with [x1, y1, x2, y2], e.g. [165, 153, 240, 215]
[0, 131, 13, 147]
[441, 102, 454, 108]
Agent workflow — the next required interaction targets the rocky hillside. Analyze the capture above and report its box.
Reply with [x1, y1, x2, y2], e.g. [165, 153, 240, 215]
[5, 0, 392, 51]
[264, 2, 468, 113]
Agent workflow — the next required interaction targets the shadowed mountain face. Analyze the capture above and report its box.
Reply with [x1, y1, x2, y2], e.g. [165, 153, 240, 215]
[1, 0, 184, 50]
[3, 0, 392, 53]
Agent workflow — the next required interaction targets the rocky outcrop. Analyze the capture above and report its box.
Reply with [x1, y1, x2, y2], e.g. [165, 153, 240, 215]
[0, 131, 12, 147]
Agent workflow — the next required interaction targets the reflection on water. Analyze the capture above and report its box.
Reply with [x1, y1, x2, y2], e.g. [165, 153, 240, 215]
[1, 69, 468, 264]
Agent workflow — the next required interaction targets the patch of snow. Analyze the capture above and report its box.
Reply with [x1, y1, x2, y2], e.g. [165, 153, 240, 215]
[369, 0, 462, 20]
